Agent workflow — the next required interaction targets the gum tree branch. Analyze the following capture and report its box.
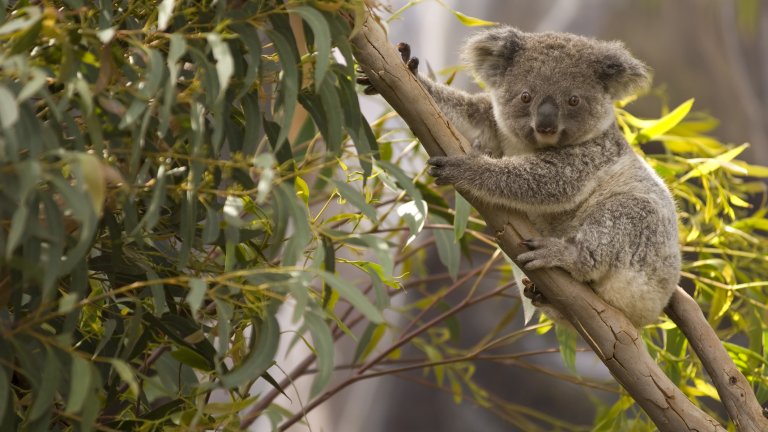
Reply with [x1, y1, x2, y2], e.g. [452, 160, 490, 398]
[348, 10, 766, 432]
[666, 287, 768, 431]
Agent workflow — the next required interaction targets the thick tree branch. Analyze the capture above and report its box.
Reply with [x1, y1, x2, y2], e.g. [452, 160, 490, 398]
[666, 287, 768, 431]
[347, 11, 767, 432]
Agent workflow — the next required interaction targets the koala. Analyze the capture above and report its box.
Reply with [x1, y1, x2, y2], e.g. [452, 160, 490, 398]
[359, 27, 680, 328]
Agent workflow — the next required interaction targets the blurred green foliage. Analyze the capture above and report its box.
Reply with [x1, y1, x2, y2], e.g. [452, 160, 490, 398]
[0, 0, 766, 431]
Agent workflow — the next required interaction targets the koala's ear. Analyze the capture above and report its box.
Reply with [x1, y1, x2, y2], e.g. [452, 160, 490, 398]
[461, 26, 525, 88]
[595, 42, 651, 100]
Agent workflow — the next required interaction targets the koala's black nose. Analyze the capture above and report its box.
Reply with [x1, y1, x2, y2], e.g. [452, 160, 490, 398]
[535, 97, 559, 135]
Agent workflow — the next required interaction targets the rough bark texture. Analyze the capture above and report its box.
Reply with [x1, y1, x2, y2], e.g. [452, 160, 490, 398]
[666, 287, 768, 431]
[350, 11, 765, 432]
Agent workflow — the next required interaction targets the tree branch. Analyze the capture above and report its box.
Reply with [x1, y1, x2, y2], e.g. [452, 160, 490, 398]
[347, 10, 759, 432]
[666, 287, 768, 431]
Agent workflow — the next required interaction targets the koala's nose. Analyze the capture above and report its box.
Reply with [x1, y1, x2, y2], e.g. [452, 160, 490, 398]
[535, 97, 559, 135]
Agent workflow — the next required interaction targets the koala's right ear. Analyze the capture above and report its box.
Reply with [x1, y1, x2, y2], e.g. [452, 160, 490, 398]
[461, 26, 525, 88]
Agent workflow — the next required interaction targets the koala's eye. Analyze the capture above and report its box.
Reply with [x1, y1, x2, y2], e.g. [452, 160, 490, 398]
[568, 95, 581, 106]
[520, 92, 532, 104]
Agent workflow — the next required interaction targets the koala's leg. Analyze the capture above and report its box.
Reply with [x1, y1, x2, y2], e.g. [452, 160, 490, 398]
[565, 195, 677, 327]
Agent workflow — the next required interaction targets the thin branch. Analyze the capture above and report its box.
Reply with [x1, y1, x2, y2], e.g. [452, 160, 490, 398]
[276, 283, 512, 430]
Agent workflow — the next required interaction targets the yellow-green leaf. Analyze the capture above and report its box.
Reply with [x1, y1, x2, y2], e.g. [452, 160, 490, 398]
[678, 143, 750, 183]
[638, 98, 694, 142]
[451, 10, 497, 27]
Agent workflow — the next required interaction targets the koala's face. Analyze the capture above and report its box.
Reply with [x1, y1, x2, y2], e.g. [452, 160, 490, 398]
[463, 27, 650, 149]
[491, 62, 615, 148]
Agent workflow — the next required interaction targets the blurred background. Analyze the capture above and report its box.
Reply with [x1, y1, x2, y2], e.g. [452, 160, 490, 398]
[276, 1, 767, 430]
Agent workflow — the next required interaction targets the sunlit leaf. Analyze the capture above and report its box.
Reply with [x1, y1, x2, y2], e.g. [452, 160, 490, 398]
[637, 98, 694, 142]
[158, 0, 175, 30]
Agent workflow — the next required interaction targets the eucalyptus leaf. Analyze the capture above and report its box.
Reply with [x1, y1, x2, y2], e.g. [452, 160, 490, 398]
[305, 311, 334, 397]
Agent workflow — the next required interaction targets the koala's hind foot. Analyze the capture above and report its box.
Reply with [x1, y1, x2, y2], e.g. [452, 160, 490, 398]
[356, 42, 419, 94]
[522, 277, 548, 306]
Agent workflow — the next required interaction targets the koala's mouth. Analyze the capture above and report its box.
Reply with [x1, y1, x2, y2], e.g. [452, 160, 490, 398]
[531, 127, 563, 147]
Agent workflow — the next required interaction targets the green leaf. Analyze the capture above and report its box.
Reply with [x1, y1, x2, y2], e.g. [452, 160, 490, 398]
[230, 23, 261, 100]
[28, 348, 60, 421]
[637, 98, 694, 142]
[0, 367, 8, 427]
[0, 6, 41, 36]
[353, 323, 386, 364]
[432, 215, 459, 281]
[266, 29, 300, 152]
[139, 163, 167, 232]
[220, 314, 280, 389]
[110, 359, 139, 397]
[0, 84, 19, 128]
[276, 183, 312, 267]
[171, 346, 213, 371]
[312, 269, 384, 323]
[453, 191, 470, 240]
[186, 278, 207, 318]
[305, 311, 334, 398]
[202, 203, 221, 244]
[290, 6, 331, 92]
[66, 356, 93, 414]
[317, 76, 343, 152]
[377, 160, 426, 216]
[332, 179, 377, 222]
[555, 325, 578, 373]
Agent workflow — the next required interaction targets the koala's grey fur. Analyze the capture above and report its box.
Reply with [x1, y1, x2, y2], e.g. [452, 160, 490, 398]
[421, 27, 680, 327]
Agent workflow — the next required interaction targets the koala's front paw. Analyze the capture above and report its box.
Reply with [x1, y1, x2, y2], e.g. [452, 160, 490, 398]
[516, 237, 575, 271]
[427, 156, 468, 186]
[356, 42, 419, 95]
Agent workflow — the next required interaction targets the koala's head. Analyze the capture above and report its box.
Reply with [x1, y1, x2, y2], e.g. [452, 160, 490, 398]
[462, 26, 650, 148]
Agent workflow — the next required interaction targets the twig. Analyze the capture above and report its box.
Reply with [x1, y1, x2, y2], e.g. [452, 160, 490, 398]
[276, 283, 512, 430]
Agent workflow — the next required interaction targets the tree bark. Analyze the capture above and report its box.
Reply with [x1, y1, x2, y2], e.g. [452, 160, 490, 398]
[666, 287, 768, 431]
[350, 10, 765, 432]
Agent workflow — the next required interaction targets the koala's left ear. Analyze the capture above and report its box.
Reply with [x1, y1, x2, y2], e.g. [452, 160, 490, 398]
[595, 42, 651, 100]
[461, 26, 525, 88]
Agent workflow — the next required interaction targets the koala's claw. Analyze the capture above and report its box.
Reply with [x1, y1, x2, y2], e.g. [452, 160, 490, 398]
[397, 42, 419, 74]
[516, 237, 570, 271]
[522, 277, 548, 306]
[427, 156, 462, 186]
[358, 42, 419, 95]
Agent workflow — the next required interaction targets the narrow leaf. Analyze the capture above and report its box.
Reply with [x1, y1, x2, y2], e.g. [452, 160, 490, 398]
[453, 191, 470, 240]
[305, 312, 334, 397]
